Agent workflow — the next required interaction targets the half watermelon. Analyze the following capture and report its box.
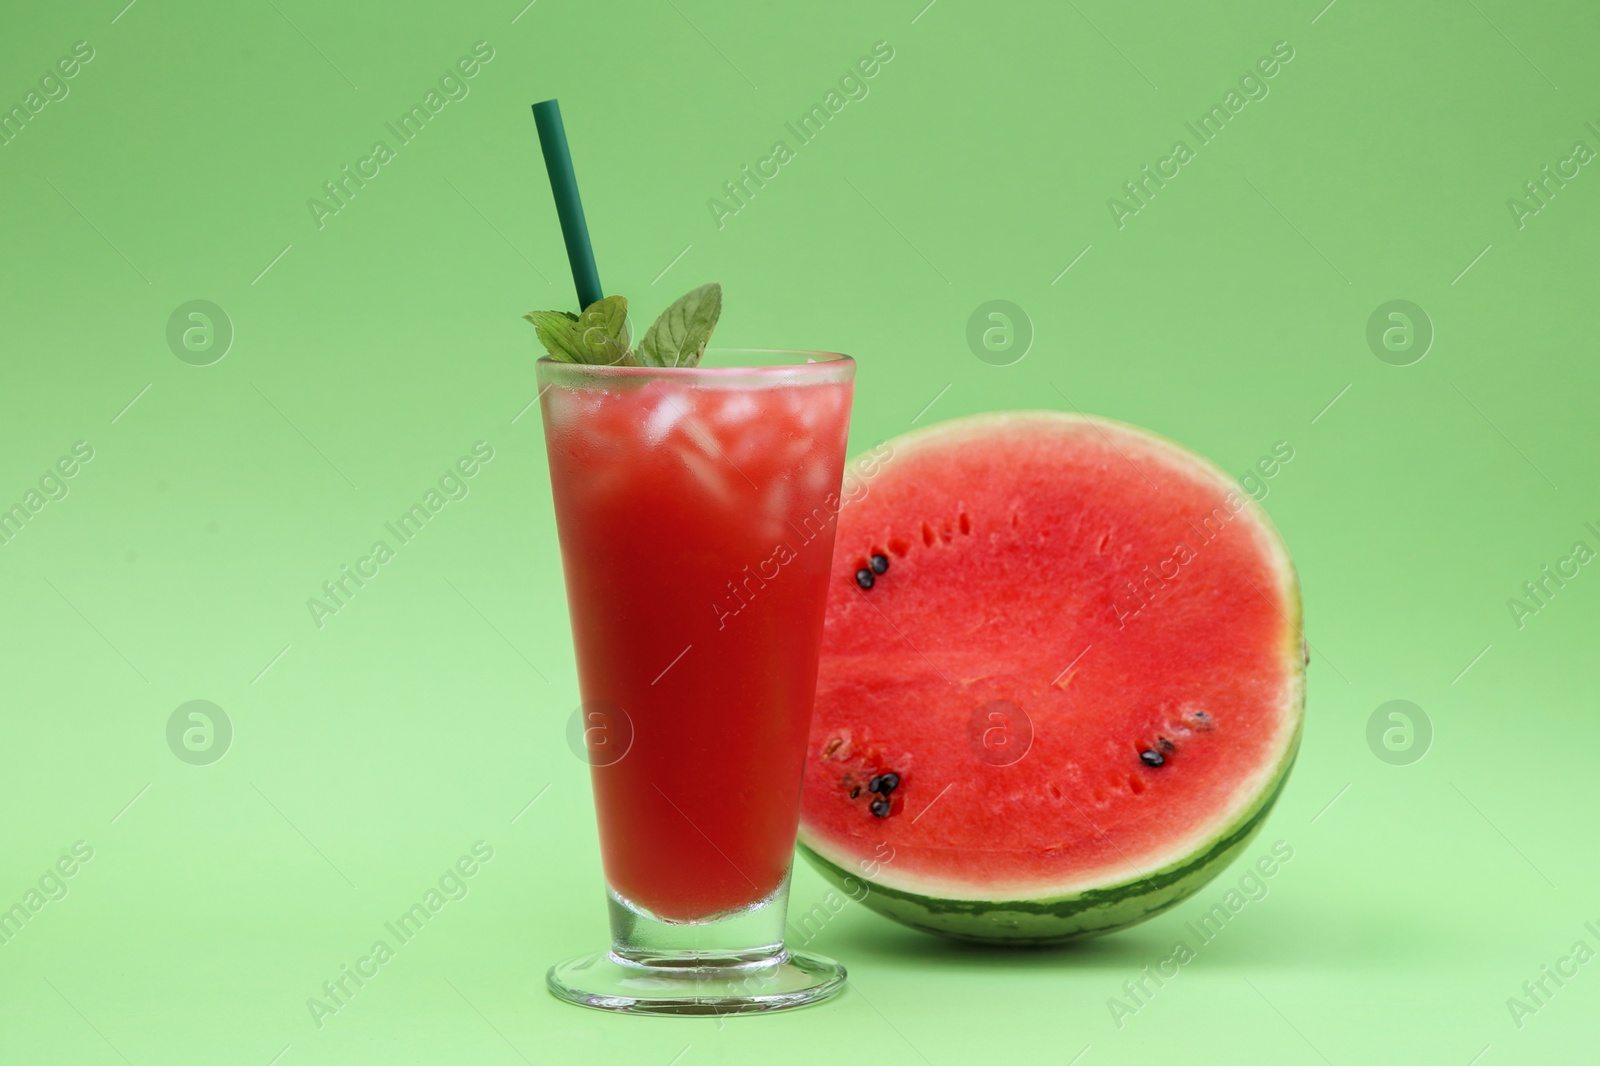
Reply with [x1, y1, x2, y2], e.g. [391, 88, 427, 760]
[797, 412, 1305, 943]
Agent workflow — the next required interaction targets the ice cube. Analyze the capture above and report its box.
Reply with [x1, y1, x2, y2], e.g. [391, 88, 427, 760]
[765, 480, 792, 524]
[541, 387, 584, 427]
[728, 425, 783, 469]
[677, 446, 741, 509]
[718, 392, 760, 426]
[778, 433, 815, 466]
[644, 393, 688, 446]
[802, 459, 835, 493]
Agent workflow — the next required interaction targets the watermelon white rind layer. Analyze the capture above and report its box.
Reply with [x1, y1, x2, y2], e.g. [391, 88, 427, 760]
[797, 411, 1306, 943]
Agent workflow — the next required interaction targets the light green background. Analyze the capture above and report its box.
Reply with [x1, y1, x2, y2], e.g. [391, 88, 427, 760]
[2, 0, 1596, 1062]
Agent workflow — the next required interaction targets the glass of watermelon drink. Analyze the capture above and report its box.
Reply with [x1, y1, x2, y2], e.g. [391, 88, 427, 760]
[539, 349, 854, 1015]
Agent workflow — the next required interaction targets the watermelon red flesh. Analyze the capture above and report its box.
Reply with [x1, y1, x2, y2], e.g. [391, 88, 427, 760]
[799, 412, 1302, 906]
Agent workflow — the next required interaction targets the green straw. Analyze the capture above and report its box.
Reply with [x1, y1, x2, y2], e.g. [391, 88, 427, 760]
[531, 99, 604, 309]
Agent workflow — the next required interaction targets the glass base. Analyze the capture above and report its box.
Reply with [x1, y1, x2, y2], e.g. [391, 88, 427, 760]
[547, 949, 846, 1016]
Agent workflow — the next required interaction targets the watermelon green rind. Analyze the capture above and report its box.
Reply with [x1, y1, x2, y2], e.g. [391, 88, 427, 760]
[799, 742, 1299, 944]
[797, 410, 1306, 942]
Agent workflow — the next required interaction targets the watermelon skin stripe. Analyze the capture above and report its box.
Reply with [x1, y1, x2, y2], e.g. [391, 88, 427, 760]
[799, 745, 1299, 944]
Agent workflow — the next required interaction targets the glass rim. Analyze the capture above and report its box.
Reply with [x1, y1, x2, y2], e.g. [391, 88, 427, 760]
[535, 348, 854, 387]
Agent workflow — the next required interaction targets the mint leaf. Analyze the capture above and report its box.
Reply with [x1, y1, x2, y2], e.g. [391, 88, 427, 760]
[525, 297, 639, 365]
[574, 295, 633, 365]
[523, 310, 585, 362]
[639, 283, 722, 368]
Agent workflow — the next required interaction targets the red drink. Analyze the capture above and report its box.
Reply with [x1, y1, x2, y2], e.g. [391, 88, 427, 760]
[540, 354, 854, 924]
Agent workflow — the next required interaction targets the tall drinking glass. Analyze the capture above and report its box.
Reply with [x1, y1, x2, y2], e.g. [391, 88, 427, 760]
[539, 350, 855, 1014]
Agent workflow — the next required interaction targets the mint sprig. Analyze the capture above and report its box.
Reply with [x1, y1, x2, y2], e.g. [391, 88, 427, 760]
[525, 283, 721, 368]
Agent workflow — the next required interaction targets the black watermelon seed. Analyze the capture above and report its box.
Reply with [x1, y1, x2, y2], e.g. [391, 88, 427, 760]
[855, 569, 875, 590]
[849, 786, 860, 799]
[1158, 737, 1175, 753]
[870, 798, 891, 818]
[867, 775, 883, 794]
[1139, 750, 1165, 767]
[878, 771, 900, 793]
[870, 553, 889, 574]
